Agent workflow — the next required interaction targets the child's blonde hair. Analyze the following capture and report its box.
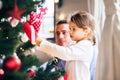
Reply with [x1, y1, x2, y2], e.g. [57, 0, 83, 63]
[70, 11, 96, 45]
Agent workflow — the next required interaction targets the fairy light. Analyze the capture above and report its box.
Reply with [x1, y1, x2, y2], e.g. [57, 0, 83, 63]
[6, 37, 8, 39]
[59, 13, 65, 20]
[20, 47, 24, 52]
[54, 0, 59, 3]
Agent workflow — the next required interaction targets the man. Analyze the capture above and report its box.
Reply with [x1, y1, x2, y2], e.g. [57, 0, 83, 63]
[55, 20, 73, 80]
[55, 20, 73, 69]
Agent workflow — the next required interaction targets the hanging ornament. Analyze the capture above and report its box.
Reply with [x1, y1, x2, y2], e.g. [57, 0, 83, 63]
[31, 7, 48, 34]
[21, 33, 29, 42]
[8, 17, 19, 27]
[3, 55, 21, 71]
[63, 74, 68, 80]
[23, 22, 36, 44]
[0, 0, 3, 10]
[10, 18, 19, 28]
[27, 69, 36, 77]
[7, 2, 25, 20]
[0, 68, 4, 76]
[0, 68, 4, 79]
[27, 66, 37, 77]
[23, 7, 47, 44]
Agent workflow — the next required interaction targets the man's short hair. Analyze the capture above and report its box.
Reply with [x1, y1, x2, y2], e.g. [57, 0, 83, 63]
[56, 20, 68, 25]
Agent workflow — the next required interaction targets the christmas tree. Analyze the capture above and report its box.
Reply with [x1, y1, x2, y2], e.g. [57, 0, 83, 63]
[0, 0, 65, 80]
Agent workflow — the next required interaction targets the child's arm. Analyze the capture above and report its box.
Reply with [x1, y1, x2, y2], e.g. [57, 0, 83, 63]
[35, 38, 93, 61]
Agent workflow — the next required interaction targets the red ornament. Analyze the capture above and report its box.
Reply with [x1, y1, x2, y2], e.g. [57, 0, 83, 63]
[0, 68, 4, 80]
[23, 7, 47, 44]
[29, 11, 42, 34]
[27, 69, 36, 77]
[39, 7, 48, 15]
[23, 22, 36, 44]
[7, 2, 25, 20]
[3, 55, 21, 71]
[63, 74, 68, 80]
[54, 74, 67, 80]
[0, 68, 4, 76]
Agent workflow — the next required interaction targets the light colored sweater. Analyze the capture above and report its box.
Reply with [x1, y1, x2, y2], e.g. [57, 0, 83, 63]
[38, 40, 93, 80]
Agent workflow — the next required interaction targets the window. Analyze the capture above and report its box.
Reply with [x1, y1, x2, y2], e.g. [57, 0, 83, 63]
[38, 0, 55, 39]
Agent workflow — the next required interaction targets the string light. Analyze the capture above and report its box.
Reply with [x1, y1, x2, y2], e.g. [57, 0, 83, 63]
[20, 47, 24, 52]
[59, 13, 65, 20]
[54, 0, 59, 4]
[6, 37, 8, 39]
[0, 28, 2, 30]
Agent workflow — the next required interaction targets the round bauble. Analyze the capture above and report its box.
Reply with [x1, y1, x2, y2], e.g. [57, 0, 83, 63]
[0, 68, 4, 76]
[27, 69, 36, 77]
[3, 55, 21, 71]
[0, 68, 4, 79]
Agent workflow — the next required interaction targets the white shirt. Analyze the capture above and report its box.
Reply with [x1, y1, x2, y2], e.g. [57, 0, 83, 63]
[38, 40, 93, 80]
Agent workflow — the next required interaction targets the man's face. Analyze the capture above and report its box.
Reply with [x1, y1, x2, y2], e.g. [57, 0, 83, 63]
[55, 24, 72, 46]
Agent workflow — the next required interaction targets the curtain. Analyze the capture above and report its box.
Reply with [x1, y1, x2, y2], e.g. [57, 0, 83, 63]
[94, 0, 120, 80]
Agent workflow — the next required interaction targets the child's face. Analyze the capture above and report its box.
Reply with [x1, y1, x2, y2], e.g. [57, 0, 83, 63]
[69, 21, 87, 42]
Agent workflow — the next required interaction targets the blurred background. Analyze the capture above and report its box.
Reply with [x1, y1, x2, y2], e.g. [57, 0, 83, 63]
[0, 0, 120, 80]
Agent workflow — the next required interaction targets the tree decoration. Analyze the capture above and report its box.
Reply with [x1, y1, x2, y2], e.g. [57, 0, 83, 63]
[0, 68, 4, 79]
[23, 22, 36, 44]
[3, 55, 21, 72]
[7, 2, 25, 21]
[21, 33, 29, 43]
[28, 7, 48, 34]
[23, 7, 47, 44]
[0, 68, 4, 75]
[27, 69, 36, 77]
[10, 18, 19, 28]
[27, 66, 37, 78]
[0, 0, 2, 10]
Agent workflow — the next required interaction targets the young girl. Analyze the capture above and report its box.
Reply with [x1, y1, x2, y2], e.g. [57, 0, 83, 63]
[35, 11, 95, 80]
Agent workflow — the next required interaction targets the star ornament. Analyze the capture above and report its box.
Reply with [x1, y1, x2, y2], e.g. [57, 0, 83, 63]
[8, 2, 25, 20]
[39, 7, 48, 15]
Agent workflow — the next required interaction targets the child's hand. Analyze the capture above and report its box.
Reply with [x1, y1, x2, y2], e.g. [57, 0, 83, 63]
[35, 39, 41, 46]
[35, 36, 44, 46]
